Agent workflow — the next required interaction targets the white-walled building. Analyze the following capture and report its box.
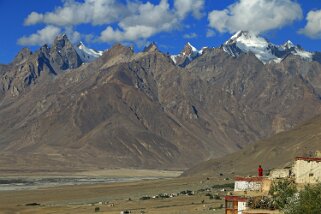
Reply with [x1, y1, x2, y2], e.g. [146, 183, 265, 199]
[292, 157, 321, 184]
[226, 155, 321, 214]
[225, 196, 248, 214]
[234, 177, 272, 193]
[269, 168, 291, 179]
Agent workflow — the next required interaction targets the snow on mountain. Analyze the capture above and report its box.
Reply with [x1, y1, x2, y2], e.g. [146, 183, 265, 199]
[223, 31, 278, 63]
[279, 40, 313, 61]
[170, 55, 178, 64]
[74, 33, 314, 66]
[171, 42, 206, 66]
[282, 40, 295, 49]
[74, 42, 104, 63]
[223, 31, 314, 64]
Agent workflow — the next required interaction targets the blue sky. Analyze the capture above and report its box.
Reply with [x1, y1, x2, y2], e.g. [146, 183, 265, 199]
[0, 0, 321, 64]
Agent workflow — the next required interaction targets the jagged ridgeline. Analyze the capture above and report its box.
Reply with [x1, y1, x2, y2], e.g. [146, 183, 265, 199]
[0, 32, 321, 171]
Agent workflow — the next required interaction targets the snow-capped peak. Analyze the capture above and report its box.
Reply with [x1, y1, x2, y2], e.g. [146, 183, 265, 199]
[225, 31, 269, 47]
[171, 42, 204, 67]
[223, 31, 277, 63]
[223, 31, 314, 64]
[74, 42, 104, 63]
[282, 40, 295, 49]
[182, 42, 199, 57]
[199, 46, 208, 55]
[186, 42, 198, 53]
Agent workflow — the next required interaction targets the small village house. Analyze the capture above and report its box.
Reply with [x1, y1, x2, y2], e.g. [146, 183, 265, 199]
[292, 157, 321, 185]
[225, 154, 321, 214]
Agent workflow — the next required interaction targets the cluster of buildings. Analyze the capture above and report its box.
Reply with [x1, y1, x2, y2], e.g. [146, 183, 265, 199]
[225, 154, 321, 214]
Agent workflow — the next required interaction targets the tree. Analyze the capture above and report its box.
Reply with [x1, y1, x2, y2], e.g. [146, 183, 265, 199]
[285, 183, 321, 214]
[269, 179, 297, 209]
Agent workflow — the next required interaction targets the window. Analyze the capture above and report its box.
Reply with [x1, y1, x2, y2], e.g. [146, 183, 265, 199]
[226, 201, 234, 209]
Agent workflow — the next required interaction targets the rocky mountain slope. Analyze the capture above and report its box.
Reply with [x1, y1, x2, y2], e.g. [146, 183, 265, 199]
[0, 34, 83, 98]
[183, 114, 321, 177]
[1, 34, 321, 171]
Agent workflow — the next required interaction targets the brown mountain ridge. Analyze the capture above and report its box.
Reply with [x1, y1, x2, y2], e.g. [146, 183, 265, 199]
[1, 35, 321, 171]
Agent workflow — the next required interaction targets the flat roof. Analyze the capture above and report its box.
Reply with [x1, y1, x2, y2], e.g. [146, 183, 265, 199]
[243, 209, 281, 214]
[295, 157, 321, 162]
[225, 195, 248, 202]
[235, 176, 265, 182]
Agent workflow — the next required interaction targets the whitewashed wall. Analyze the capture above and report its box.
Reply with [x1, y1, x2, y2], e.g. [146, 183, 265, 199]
[293, 159, 321, 184]
[234, 180, 262, 191]
[238, 201, 247, 214]
[270, 168, 290, 179]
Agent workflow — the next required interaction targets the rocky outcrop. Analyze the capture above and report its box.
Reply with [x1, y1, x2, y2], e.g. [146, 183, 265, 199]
[0, 35, 84, 98]
[50, 34, 83, 70]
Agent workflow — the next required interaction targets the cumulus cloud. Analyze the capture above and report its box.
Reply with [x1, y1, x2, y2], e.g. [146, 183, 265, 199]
[299, 10, 321, 39]
[21, 0, 205, 44]
[24, 0, 127, 26]
[100, 26, 155, 43]
[99, 0, 180, 43]
[24, 12, 44, 25]
[174, 0, 205, 19]
[208, 0, 303, 33]
[65, 27, 81, 43]
[17, 25, 61, 46]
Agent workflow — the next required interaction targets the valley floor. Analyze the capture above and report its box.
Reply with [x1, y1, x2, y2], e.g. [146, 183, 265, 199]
[0, 169, 228, 214]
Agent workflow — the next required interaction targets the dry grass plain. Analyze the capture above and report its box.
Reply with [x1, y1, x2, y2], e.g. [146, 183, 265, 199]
[0, 170, 229, 214]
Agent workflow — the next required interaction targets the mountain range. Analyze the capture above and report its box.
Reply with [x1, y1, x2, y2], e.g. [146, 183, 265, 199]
[1, 31, 321, 172]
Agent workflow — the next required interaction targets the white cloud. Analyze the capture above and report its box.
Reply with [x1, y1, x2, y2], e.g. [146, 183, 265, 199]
[174, 0, 205, 19]
[24, 12, 44, 25]
[299, 10, 321, 39]
[208, 0, 303, 33]
[22, 0, 205, 44]
[99, 0, 180, 43]
[65, 27, 81, 43]
[100, 26, 155, 42]
[183, 33, 198, 39]
[24, 0, 127, 26]
[17, 25, 61, 46]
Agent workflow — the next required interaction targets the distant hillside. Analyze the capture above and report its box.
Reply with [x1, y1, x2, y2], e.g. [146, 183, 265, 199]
[183, 115, 321, 177]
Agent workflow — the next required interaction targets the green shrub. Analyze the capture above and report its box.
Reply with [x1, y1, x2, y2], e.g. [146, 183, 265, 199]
[285, 183, 321, 214]
[248, 196, 274, 209]
[211, 183, 234, 189]
[269, 179, 297, 209]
